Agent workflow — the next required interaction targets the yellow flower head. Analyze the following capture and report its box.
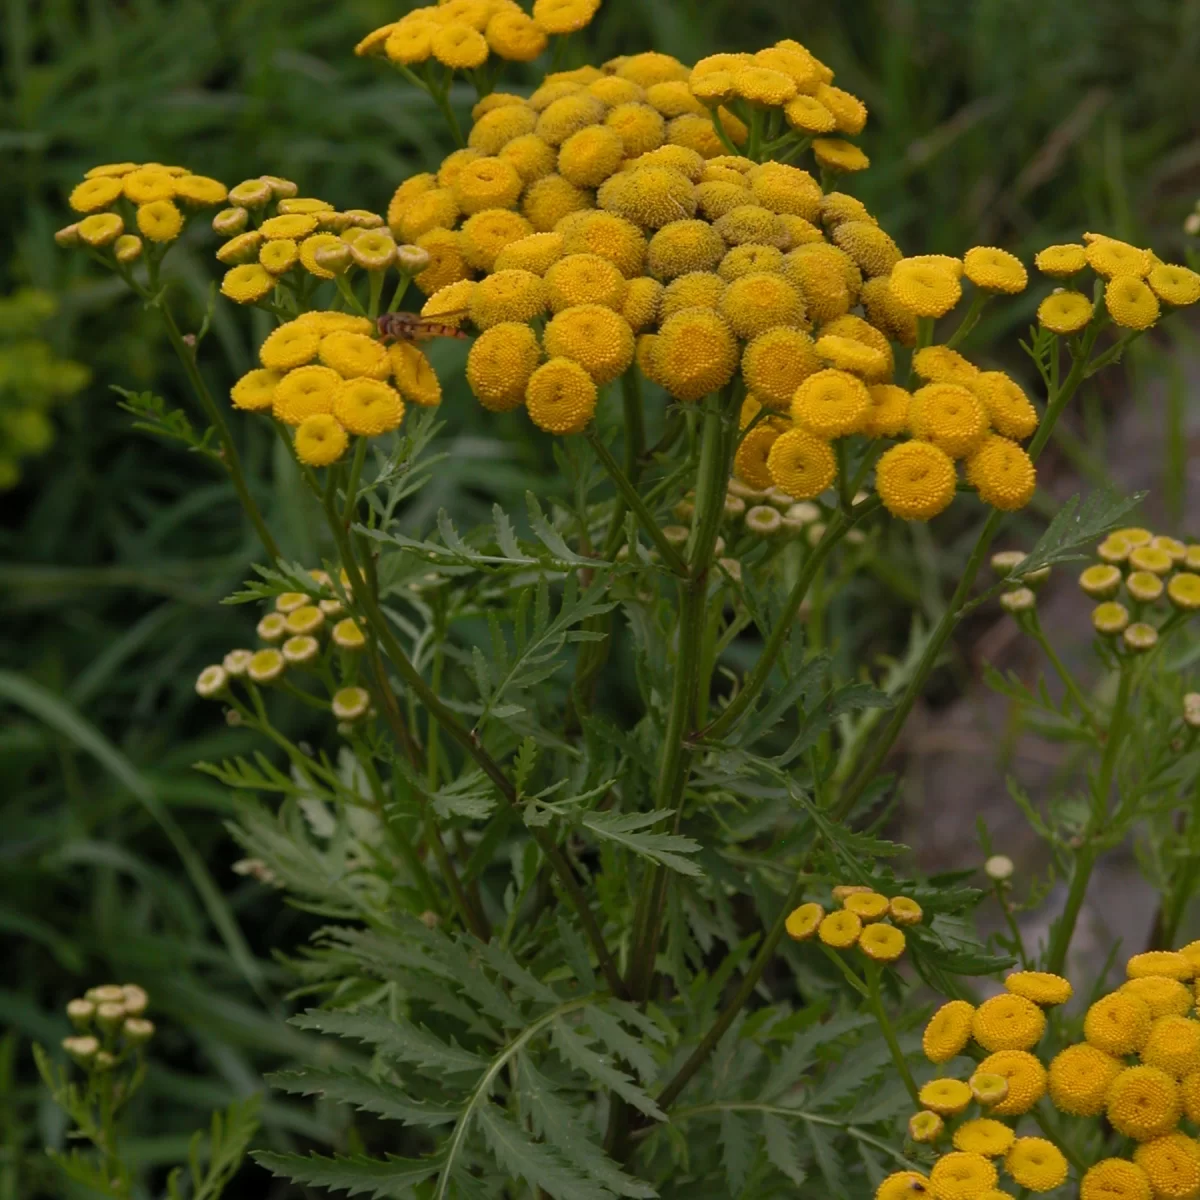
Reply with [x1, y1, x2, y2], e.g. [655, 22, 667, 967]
[272, 365, 342, 425]
[859, 922, 906, 963]
[783, 93, 837, 134]
[621, 275, 664, 331]
[968, 1071, 1010, 1107]
[469, 104, 539, 156]
[389, 342, 443, 408]
[791, 368, 870, 438]
[461, 208, 536, 270]
[1129, 952, 1195, 982]
[333, 378, 404, 436]
[486, 8, 547, 60]
[767, 428, 836, 500]
[76, 212, 124, 248]
[604, 102, 666, 157]
[1143, 1016, 1200, 1079]
[522, 173, 593, 232]
[952, 1118, 1014, 1158]
[875, 440, 957, 522]
[812, 138, 869, 174]
[544, 253, 627, 312]
[718, 271, 805, 339]
[1121, 976, 1195, 1019]
[132, 199, 182, 243]
[963, 245, 1027, 294]
[1005, 1137, 1068, 1193]
[645, 80, 705, 118]
[318, 331, 389, 381]
[451, 156, 523, 216]
[535, 92, 606, 147]
[212, 206, 249, 236]
[653, 307, 739, 400]
[532, 0, 600, 35]
[929, 1151, 997, 1199]
[172, 174, 227, 208]
[733, 423, 780, 490]
[859, 384, 911, 439]
[1135, 1132, 1200, 1199]
[69, 176, 124, 214]
[633, 144, 706, 181]
[816, 83, 868, 134]
[260, 238, 299, 274]
[1086, 237, 1151, 279]
[466, 322, 542, 412]
[645, 220, 727, 280]
[1107, 1066, 1182, 1141]
[1148, 263, 1200, 307]
[739, 328, 819, 411]
[971, 993, 1046, 1053]
[661, 270, 726, 318]
[889, 258, 962, 318]
[817, 909, 862, 948]
[831, 220, 901, 278]
[909, 1110, 944, 1144]
[220, 263, 275, 304]
[1080, 1158, 1154, 1200]
[910, 382, 988, 459]
[1168, 573, 1200, 611]
[1129, 544, 1174, 575]
[713, 204, 788, 250]
[410, 228, 469, 296]
[748, 163, 822, 221]
[784, 901, 824, 941]
[1005, 971, 1072, 1007]
[524, 357, 597, 435]
[1105, 276, 1160, 330]
[1085, 991, 1154, 1057]
[860, 275, 918, 346]
[122, 168, 176, 205]
[875, 1172, 931, 1200]
[1049, 1042, 1123, 1116]
[560, 211, 647, 278]
[230, 368, 281, 412]
[889, 896, 923, 925]
[470, 268, 547, 328]
[226, 178, 273, 209]
[294, 233, 344, 280]
[695, 181, 753, 221]
[588, 75, 646, 107]
[731, 64, 797, 107]
[394, 188, 461, 244]
[542, 304, 634, 384]
[717, 243, 783, 280]
[556, 124, 625, 189]
[1034, 243, 1087, 277]
[1124, 571, 1163, 603]
[911, 347, 978, 388]
[387, 173, 439, 231]
[842, 891, 889, 919]
[969, 372, 1037, 441]
[918, 1078, 972, 1117]
[599, 165, 697, 230]
[814, 334, 889, 382]
[976, 1050, 1046, 1116]
[293, 413, 348, 467]
[966, 436, 1036, 512]
[430, 21, 489, 69]
[247, 647, 286, 683]
[260, 323, 320, 371]
[493, 231, 565, 276]
[780, 250, 852, 324]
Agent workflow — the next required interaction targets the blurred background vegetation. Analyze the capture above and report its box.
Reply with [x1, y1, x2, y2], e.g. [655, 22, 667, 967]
[2, 0, 1198, 1195]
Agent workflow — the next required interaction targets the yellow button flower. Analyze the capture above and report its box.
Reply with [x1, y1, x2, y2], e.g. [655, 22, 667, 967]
[1142, 1016, 1200, 1079]
[748, 163, 822, 221]
[122, 168, 176, 205]
[1085, 992, 1154, 1057]
[963, 245, 1027, 294]
[889, 258, 962, 318]
[588, 75, 645, 107]
[875, 1171, 931, 1200]
[1086, 236, 1151, 278]
[889, 896, 923, 925]
[929, 1151, 997, 1199]
[791, 369, 870, 438]
[485, 9, 547, 61]
[952, 1118, 1013, 1157]
[431, 22, 489, 69]
[293, 413, 348, 467]
[300, 233, 351, 279]
[469, 268, 547, 328]
[1134, 1131, 1200, 1199]
[220, 263, 275, 304]
[718, 271, 805, 338]
[556, 124, 625, 189]
[909, 1110, 943, 1144]
[817, 909, 862, 948]
[451, 156, 524, 216]
[829, 220, 902, 280]
[784, 901, 824, 941]
[1048, 1042, 1123, 1116]
[599, 165, 697, 229]
[861, 384, 911, 439]
[542, 304, 634, 384]
[841, 891, 889, 919]
[260, 323, 320, 372]
[1080, 1158, 1153, 1200]
[463, 322, 540, 413]
[1126, 571, 1164, 603]
[966, 436, 1037, 512]
[1005, 971, 1072, 1006]
[717, 244, 783, 280]
[976, 1050, 1046, 1116]
[918, 1078, 972, 1116]
[661, 270, 727, 318]
[230, 369, 281, 413]
[532, 0, 600, 35]
[740, 328, 820, 409]
[1121, 976, 1195, 1019]
[859, 922, 906, 963]
[645, 219, 727, 280]
[1092, 602, 1129, 635]
[604, 102, 666, 156]
[78, 212, 125, 247]
[247, 648, 286, 683]
[861, 276, 918, 346]
[389, 343, 442, 408]
[1034, 243, 1087, 277]
[524, 357, 597, 435]
[969, 372, 1037, 440]
[272, 365, 342, 425]
[522, 174, 593, 232]
[1168, 573, 1200, 610]
[260, 238, 299, 274]
[620, 276, 664, 331]
[536, 92, 606, 146]
[542, 252, 627, 314]
[652, 307, 739, 400]
[333, 378, 404, 436]
[816, 83, 868, 134]
[814, 334, 890, 382]
[1005, 1137, 1068, 1193]
[173, 175, 228, 207]
[875, 441, 957, 522]
[493, 231, 565, 277]
[971, 993, 1046, 1053]
[910, 382, 988, 459]
[1128, 952, 1195, 982]
[1148, 263, 1200, 307]
[469, 103, 538, 156]
[69, 176, 124, 214]
[1106, 276, 1160, 330]
[733, 423, 779, 490]
[968, 1072, 1009, 1106]
[319, 331, 389, 381]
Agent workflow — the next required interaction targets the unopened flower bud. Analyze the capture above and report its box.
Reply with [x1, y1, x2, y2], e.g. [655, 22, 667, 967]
[195, 665, 228, 699]
[985, 854, 1014, 882]
[1123, 622, 1158, 652]
[120, 985, 148, 1017]
[66, 999, 95, 1029]
[225, 708, 244, 726]
[95, 1001, 126, 1034]
[93, 1050, 117, 1072]
[1092, 601, 1129, 635]
[832, 884, 873, 901]
[227, 179, 273, 209]
[332, 686, 371, 722]
[113, 234, 143, 264]
[745, 505, 782, 535]
[314, 241, 352, 275]
[1079, 564, 1121, 599]
[727, 478, 767, 502]
[806, 522, 827, 546]
[259, 175, 298, 199]
[395, 243, 432, 274]
[123, 1018, 155, 1046]
[86, 985, 124, 1004]
[723, 493, 746, 519]
[662, 524, 689, 548]
[343, 209, 384, 229]
[54, 223, 81, 248]
[718, 557, 742, 583]
[765, 486, 795, 511]
[673, 500, 695, 522]
[969, 1071, 1010, 1105]
[212, 207, 249, 236]
[908, 1110, 943, 1143]
[420, 910, 441, 929]
[1185, 693, 1200, 730]
[1185, 212, 1200, 237]
[1000, 587, 1035, 614]
[62, 1036, 100, 1065]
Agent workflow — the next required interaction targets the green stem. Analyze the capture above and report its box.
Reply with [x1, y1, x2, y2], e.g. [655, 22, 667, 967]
[430, 82, 466, 148]
[585, 426, 687, 575]
[314, 479, 625, 995]
[386, 271, 413, 313]
[343, 436, 369, 523]
[701, 498, 881, 744]
[366, 268, 386, 320]
[708, 107, 743, 157]
[864, 960, 919, 1106]
[601, 371, 647, 560]
[1045, 659, 1132, 974]
[944, 291, 991, 351]
[1027, 618, 1101, 736]
[157, 304, 279, 561]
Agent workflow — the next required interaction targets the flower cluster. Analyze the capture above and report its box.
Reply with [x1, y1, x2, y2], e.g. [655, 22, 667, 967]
[61, 983, 154, 1072]
[57, 161, 229, 263]
[355, 0, 601, 73]
[194, 569, 376, 727]
[896, 948, 1200, 1198]
[785, 885, 923, 964]
[1035, 235, 1200, 334]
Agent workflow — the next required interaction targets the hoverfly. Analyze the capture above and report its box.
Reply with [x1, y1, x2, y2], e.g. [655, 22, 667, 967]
[376, 310, 470, 345]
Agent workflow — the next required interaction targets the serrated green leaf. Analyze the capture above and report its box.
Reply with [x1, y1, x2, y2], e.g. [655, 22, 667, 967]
[268, 1068, 457, 1127]
[551, 1020, 665, 1121]
[581, 810, 703, 877]
[476, 1104, 610, 1200]
[762, 1114, 807, 1186]
[1012, 487, 1145, 578]
[254, 1150, 438, 1198]
[719, 1108, 755, 1195]
[583, 1005, 658, 1084]
[291, 1008, 486, 1076]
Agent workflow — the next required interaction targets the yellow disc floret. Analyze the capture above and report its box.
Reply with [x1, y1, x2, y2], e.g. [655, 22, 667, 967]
[971, 993, 1047, 1053]
[767, 429, 836, 500]
[791, 368, 870, 438]
[875, 440, 957, 522]
[524, 357, 598, 435]
[1048, 1042, 1124, 1116]
[542, 304, 635, 384]
[653, 307, 739, 400]
[1005, 1137, 1068, 1193]
[465, 322, 542, 413]
[293, 413, 348, 467]
[333, 378, 405, 436]
[963, 246, 1028, 294]
[909, 382, 988, 459]
[966, 436, 1037, 511]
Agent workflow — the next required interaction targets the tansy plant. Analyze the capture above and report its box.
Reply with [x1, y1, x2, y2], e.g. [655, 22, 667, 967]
[49, 3, 1200, 1196]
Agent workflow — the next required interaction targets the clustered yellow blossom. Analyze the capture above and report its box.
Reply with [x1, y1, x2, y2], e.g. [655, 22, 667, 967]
[56, 161, 229, 264]
[1034, 233, 1199, 335]
[889, 948, 1200, 1198]
[194, 569, 374, 726]
[1078, 527, 1200, 649]
[354, 0, 602, 75]
[785, 884, 923, 964]
[60, 982, 154, 1072]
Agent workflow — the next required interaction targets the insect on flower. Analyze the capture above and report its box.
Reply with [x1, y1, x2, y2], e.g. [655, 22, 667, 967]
[376, 310, 470, 344]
